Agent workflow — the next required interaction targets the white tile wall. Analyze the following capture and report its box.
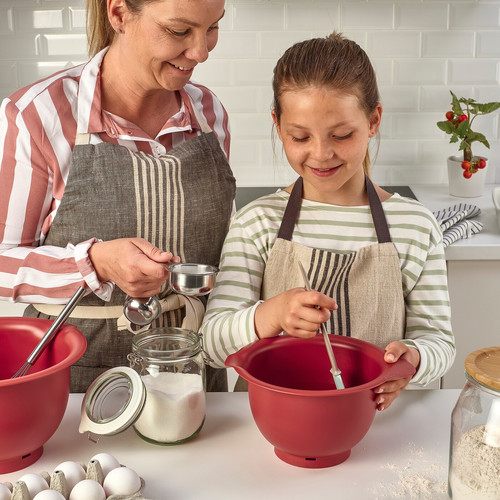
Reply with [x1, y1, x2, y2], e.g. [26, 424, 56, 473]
[0, 0, 499, 187]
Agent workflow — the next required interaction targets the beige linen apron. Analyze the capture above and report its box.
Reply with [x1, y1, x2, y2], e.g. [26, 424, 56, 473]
[234, 176, 404, 391]
[25, 96, 236, 393]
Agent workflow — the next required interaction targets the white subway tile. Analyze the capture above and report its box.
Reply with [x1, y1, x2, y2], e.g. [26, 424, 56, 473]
[14, 8, 65, 31]
[475, 87, 500, 104]
[210, 86, 261, 114]
[212, 32, 259, 59]
[192, 60, 233, 86]
[342, 3, 394, 30]
[0, 62, 17, 87]
[477, 32, 500, 58]
[0, 9, 13, 33]
[396, 3, 448, 29]
[18, 61, 71, 86]
[395, 60, 446, 85]
[450, 4, 500, 29]
[420, 86, 474, 112]
[0, 36, 38, 59]
[449, 60, 499, 85]
[229, 139, 261, 168]
[372, 59, 393, 85]
[233, 4, 285, 31]
[379, 86, 419, 112]
[260, 31, 315, 59]
[367, 32, 420, 58]
[287, 3, 339, 31]
[230, 112, 274, 140]
[233, 59, 276, 86]
[43, 33, 87, 56]
[376, 140, 419, 165]
[69, 7, 86, 30]
[423, 32, 475, 58]
[392, 113, 442, 139]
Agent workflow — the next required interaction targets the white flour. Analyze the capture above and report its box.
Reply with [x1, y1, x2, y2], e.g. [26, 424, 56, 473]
[449, 424, 500, 500]
[133, 372, 205, 443]
[370, 442, 448, 499]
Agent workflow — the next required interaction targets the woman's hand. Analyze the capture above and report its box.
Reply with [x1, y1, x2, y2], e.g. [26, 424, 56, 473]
[254, 287, 337, 339]
[373, 341, 421, 411]
[88, 238, 180, 297]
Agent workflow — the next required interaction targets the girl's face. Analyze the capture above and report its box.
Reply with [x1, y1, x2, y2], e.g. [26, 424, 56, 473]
[273, 87, 382, 206]
[119, 0, 225, 91]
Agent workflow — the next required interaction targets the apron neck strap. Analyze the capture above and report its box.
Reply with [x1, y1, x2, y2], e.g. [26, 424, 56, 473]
[277, 176, 392, 243]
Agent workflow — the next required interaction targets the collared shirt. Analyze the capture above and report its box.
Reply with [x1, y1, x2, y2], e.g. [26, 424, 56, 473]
[0, 48, 230, 303]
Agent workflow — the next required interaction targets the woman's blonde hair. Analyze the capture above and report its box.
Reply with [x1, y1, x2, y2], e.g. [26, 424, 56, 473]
[272, 32, 380, 175]
[86, 0, 155, 56]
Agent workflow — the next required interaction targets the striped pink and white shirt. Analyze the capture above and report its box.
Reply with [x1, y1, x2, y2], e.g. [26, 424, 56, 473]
[0, 48, 231, 304]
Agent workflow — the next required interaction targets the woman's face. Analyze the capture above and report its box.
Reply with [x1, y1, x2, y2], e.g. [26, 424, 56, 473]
[273, 87, 382, 205]
[120, 0, 225, 91]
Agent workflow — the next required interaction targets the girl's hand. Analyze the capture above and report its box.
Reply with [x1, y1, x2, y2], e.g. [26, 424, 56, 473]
[88, 238, 180, 297]
[373, 341, 420, 411]
[254, 287, 337, 339]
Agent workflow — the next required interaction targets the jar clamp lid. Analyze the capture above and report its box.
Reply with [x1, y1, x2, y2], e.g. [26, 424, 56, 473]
[464, 346, 500, 391]
[79, 367, 146, 440]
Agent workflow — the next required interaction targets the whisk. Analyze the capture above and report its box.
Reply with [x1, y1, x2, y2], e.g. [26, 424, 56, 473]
[11, 286, 86, 378]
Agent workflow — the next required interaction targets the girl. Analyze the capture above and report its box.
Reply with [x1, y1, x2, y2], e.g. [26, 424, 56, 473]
[200, 33, 455, 410]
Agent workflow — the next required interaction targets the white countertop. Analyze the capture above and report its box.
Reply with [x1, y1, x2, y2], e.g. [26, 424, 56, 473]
[1, 390, 460, 500]
[411, 183, 500, 261]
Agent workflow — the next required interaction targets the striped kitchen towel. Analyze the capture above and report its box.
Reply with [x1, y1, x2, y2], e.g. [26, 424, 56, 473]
[432, 203, 483, 247]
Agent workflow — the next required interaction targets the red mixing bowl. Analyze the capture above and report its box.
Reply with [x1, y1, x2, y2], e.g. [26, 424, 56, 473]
[0, 317, 87, 473]
[226, 334, 416, 468]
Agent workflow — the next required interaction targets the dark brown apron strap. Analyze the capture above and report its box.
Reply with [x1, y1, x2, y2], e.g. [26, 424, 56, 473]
[365, 176, 392, 243]
[277, 177, 303, 241]
[277, 176, 391, 244]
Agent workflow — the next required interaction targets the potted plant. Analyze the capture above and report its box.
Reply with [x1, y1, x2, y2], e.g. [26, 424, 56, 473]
[437, 91, 500, 197]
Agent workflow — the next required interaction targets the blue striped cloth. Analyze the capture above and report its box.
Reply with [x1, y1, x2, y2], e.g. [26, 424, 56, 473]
[432, 203, 483, 248]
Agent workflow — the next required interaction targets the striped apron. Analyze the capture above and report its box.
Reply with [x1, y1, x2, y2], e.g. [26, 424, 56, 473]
[25, 97, 236, 393]
[234, 176, 405, 391]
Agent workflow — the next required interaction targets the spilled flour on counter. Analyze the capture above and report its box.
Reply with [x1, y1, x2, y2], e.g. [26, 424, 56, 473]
[370, 442, 448, 500]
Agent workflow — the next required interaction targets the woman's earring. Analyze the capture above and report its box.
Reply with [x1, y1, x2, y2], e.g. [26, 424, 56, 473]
[116, 28, 122, 34]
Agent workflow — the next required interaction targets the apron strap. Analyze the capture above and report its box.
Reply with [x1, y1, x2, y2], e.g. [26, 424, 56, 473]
[365, 176, 392, 243]
[277, 176, 392, 244]
[277, 177, 303, 241]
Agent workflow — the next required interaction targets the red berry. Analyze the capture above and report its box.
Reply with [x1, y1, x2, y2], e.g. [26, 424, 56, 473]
[445, 111, 454, 120]
[457, 114, 468, 123]
[478, 158, 486, 169]
[463, 170, 473, 179]
[461, 161, 470, 170]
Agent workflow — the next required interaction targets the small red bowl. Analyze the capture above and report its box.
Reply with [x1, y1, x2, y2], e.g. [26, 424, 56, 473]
[226, 334, 415, 468]
[0, 317, 87, 473]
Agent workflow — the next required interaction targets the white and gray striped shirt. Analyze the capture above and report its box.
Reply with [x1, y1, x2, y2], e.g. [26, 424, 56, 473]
[200, 189, 455, 387]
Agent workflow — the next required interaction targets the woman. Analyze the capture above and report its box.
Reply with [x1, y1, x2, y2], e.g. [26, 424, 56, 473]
[0, 0, 235, 392]
[200, 33, 455, 408]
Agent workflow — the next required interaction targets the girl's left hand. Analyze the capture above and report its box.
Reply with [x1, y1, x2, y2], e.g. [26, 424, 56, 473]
[373, 341, 420, 411]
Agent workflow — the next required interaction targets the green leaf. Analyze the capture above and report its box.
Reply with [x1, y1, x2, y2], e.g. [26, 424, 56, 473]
[450, 91, 463, 115]
[467, 131, 490, 149]
[449, 135, 459, 143]
[476, 102, 500, 114]
[437, 120, 457, 133]
[456, 120, 469, 137]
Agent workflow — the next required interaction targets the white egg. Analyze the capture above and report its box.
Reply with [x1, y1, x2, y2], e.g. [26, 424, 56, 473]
[53, 461, 86, 492]
[17, 473, 48, 497]
[33, 491, 65, 500]
[89, 452, 120, 478]
[69, 479, 106, 500]
[103, 466, 141, 496]
[0, 483, 11, 500]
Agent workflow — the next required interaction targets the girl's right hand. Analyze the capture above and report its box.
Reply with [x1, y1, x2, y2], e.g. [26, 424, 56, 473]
[88, 237, 180, 297]
[254, 287, 337, 339]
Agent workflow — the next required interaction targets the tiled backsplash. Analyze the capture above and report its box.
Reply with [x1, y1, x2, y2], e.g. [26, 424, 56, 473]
[1, 0, 499, 187]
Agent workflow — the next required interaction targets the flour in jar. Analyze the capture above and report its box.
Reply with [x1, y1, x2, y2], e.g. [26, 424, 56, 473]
[449, 424, 500, 500]
[133, 372, 205, 443]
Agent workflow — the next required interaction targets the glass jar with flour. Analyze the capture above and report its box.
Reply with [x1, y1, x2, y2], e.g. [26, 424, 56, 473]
[79, 327, 206, 446]
[128, 327, 206, 445]
[448, 346, 500, 499]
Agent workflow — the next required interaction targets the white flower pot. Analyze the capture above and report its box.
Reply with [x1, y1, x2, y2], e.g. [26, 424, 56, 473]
[447, 155, 487, 198]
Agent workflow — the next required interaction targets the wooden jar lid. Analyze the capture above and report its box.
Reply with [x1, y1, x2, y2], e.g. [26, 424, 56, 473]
[465, 346, 500, 391]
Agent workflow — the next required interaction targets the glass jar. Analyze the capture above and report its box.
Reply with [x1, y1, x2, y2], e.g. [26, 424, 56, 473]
[448, 346, 500, 499]
[79, 327, 206, 446]
[128, 327, 206, 445]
